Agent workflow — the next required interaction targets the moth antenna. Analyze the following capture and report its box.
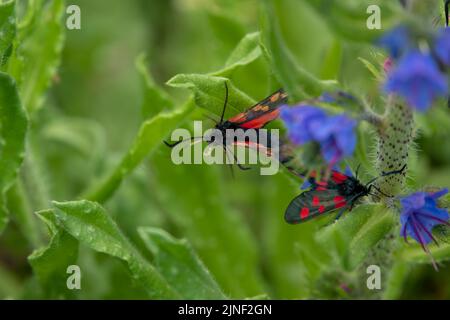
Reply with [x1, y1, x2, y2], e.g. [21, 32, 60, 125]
[355, 164, 361, 180]
[223, 146, 235, 179]
[365, 164, 407, 186]
[220, 82, 229, 124]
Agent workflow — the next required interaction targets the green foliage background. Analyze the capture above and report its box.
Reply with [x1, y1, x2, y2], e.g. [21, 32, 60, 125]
[0, 0, 449, 299]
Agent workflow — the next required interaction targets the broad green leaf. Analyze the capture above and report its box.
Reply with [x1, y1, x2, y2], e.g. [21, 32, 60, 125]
[347, 207, 397, 269]
[135, 53, 174, 119]
[259, 0, 333, 101]
[28, 209, 78, 298]
[84, 101, 194, 203]
[0, 72, 27, 233]
[207, 10, 246, 56]
[8, 0, 65, 113]
[138, 227, 227, 299]
[52, 200, 179, 299]
[317, 204, 396, 270]
[149, 153, 265, 298]
[42, 117, 106, 158]
[166, 74, 254, 117]
[259, 172, 331, 298]
[0, 0, 16, 67]
[212, 32, 262, 77]
[306, 0, 399, 42]
[320, 39, 342, 80]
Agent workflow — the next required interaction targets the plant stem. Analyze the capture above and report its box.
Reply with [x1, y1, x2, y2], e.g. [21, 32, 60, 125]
[375, 98, 414, 195]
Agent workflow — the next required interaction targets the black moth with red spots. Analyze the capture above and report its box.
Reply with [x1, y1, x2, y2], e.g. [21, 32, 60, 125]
[165, 83, 287, 170]
[284, 166, 406, 224]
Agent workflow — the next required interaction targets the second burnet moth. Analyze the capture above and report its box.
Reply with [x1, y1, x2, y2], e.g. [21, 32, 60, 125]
[164, 82, 288, 169]
[284, 165, 407, 224]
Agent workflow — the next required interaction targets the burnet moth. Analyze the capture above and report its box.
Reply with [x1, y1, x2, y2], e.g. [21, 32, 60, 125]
[284, 164, 407, 224]
[164, 83, 287, 170]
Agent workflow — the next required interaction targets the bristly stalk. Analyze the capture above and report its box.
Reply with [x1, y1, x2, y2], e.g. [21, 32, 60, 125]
[374, 96, 414, 196]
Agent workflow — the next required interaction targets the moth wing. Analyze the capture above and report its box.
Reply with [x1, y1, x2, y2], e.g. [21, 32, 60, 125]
[228, 89, 287, 129]
[285, 184, 348, 224]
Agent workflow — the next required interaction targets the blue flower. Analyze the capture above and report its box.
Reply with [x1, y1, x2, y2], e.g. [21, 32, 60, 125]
[384, 51, 448, 111]
[377, 25, 412, 60]
[400, 189, 449, 268]
[435, 28, 450, 67]
[280, 106, 326, 145]
[280, 106, 357, 165]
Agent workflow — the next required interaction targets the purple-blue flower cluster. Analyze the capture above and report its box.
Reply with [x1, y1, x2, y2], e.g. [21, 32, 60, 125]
[400, 189, 449, 268]
[377, 25, 412, 60]
[280, 105, 356, 165]
[378, 26, 450, 111]
[384, 51, 448, 112]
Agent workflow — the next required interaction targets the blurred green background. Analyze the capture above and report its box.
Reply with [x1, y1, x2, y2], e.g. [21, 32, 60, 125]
[0, 0, 449, 299]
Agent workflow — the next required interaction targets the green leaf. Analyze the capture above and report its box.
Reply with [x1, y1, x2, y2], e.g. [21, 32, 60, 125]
[135, 53, 174, 119]
[28, 209, 79, 298]
[383, 260, 410, 299]
[0, 72, 27, 233]
[84, 101, 194, 203]
[358, 57, 382, 82]
[317, 204, 396, 270]
[320, 39, 342, 80]
[42, 117, 106, 158]
[166, 74, 254, 117]
[52, 200, 179, 299]
[138, 227, 227, 299]
[259, 0, 333, 100]
[306, 0, 399, 42]
[149, 152, 265, 297]
[0, 0, 16, 67]
[207, 10, 246, 55]
[7, 0, 65, 114]
[212, 32, 262, 77]
[347, 207, 396, 269]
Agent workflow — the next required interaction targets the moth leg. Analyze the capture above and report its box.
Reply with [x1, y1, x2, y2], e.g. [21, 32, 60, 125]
[226, 144, 251, 170]
[334, 207, 348, 222]
[223, 146, 235, 179]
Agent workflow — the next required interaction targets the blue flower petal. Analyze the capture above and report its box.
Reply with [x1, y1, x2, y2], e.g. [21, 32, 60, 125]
[400, 190, 450, 246]
[384, 51, 448, 111]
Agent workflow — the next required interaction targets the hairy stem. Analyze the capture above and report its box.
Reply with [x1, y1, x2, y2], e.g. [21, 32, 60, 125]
[375, 98, 414, 195]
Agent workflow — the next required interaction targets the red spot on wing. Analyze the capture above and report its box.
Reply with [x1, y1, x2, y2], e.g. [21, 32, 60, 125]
[316, 181, 328, 191]
[228, 112, 247, 122]
[333, 196, 347, 208]
[300, 207, 310, 219]
[319, 205, 325, 213]
[312, 196, 320, 207]
[240, 109, 280, 129]
[332, 171, 348, 184]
